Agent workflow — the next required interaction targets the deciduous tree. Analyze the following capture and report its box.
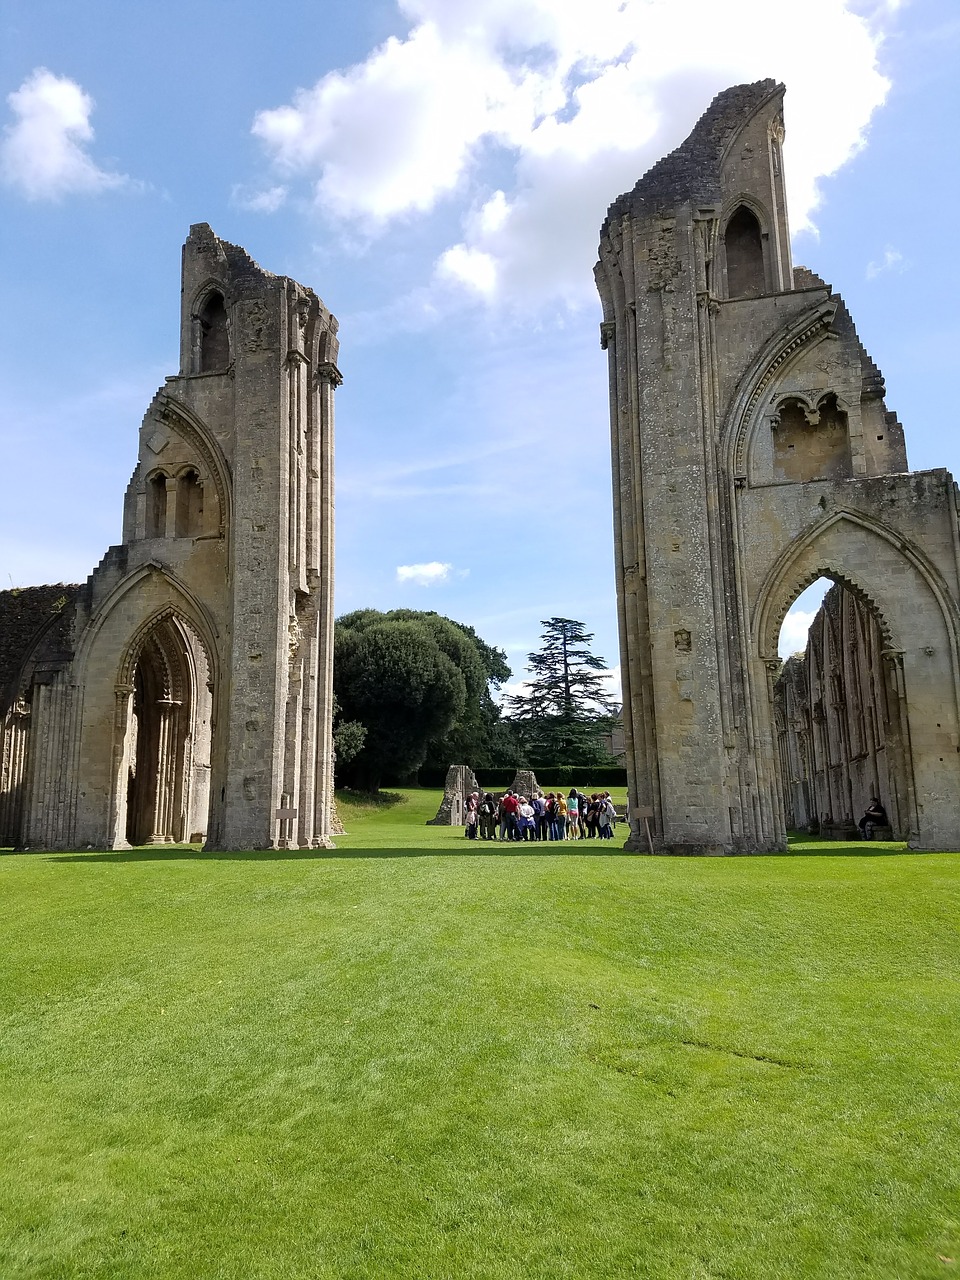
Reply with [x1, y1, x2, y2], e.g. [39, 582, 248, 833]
[334, 610, 513, 789]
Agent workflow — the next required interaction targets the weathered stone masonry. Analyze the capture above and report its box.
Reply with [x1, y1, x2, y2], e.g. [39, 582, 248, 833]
[0, 225, 340, 851]
[596, 80, 960, 853]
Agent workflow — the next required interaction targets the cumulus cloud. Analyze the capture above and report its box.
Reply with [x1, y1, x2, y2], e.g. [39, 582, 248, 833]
[779, 608, 818, 658]
[250, 0, 893, 307]
[866, 244, 905, 280]
[396, 560, 455, 585]
[1, 68, 128, 200]
[232, 183, 288, 213]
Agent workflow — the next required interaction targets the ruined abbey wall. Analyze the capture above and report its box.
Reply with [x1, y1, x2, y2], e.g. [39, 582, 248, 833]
[0, 225, 340, 851]
[597, 81, 960, 853]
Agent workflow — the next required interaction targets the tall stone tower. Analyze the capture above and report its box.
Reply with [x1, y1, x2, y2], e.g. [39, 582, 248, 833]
[596, 82, 960, 853]
[0, 225, 340, 851]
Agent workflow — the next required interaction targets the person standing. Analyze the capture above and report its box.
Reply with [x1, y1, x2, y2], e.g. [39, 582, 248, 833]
[585, 794, 600, 839]
[502, 790, 521, 842]
[545, 793, 559, 841]
[532, 791, 547, 842]
[566, 788, 579, 840]
[479, 793, 497, 841]
[518, 796, 536, 841]
[555, 790, 568, 839]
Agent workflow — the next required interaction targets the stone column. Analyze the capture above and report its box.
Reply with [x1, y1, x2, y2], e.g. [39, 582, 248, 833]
[150, 698, 180, 842]
[108, 683, 136, 848]
[163, 478, 178, 539]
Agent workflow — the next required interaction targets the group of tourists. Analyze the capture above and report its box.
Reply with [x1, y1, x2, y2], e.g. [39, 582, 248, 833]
[464, 789, 619, 842]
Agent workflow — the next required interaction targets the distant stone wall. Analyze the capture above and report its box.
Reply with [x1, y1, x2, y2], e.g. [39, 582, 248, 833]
[508, 769, 539, 799]
[0, 585, 79, 712]
[426, 765, 479, 825]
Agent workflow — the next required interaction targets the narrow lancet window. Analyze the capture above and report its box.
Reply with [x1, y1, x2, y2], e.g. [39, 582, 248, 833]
[725, 206, 765, 298]
[146, 473, 167, 538]
[176, 469, 204, 537]
[198, 292, 229, 372]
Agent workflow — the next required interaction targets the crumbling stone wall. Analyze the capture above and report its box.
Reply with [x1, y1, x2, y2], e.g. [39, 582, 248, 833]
[1, 226, 340, 852]
[427, 765, 480, 825]
[597, 80, 960, 852]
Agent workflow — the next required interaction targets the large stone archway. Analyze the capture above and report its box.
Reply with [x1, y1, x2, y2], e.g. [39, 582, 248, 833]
[116, 610, 213, 847]
[596, 80, 960, 852]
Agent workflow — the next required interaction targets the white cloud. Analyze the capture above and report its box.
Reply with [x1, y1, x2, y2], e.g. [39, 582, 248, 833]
[866, 244, 905, 280]
[250, 0, 894, 308]
[779, 578, 832, 656]
[232, 183, 288, 213]
[779, 608, 818, 658]
[396, 560, 454, 585]
[1, 68, 128, 200]
[436, 243, 498, 295]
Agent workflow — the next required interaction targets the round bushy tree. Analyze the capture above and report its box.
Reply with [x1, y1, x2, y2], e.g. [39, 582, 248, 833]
[334, 619, 467, 791]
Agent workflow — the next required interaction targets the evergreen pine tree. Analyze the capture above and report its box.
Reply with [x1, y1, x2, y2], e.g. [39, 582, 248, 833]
[505, 617, 619, 766]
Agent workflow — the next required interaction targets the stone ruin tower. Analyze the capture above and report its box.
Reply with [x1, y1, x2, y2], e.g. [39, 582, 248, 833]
[596, 81, 960, 853]
[0, 225, 340, 851]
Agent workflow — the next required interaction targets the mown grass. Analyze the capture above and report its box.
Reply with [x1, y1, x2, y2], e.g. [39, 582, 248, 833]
[1, 794, 957, 1279]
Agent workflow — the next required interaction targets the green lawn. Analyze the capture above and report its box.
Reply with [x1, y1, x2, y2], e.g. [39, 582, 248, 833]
[1, 791, 958, 1279]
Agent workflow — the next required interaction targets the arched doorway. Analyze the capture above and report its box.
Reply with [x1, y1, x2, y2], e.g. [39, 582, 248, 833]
[118, 612, 213, 845]
[772, 576, 912, 840]
[748, 504, 960, 850]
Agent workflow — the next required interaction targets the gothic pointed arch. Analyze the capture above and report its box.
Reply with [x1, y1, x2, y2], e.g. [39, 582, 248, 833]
[136, 391, 232, 540]
[193, 285, 230, 373]
[723, 202, 766, 298]
[74, 560, 221, 686]
[116, 606, 214, 846]
[722, 297, 839, 478]
[753, 508, 960, 671]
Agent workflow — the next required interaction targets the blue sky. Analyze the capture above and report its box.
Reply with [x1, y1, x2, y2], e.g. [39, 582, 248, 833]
[1, 0, 957, 690]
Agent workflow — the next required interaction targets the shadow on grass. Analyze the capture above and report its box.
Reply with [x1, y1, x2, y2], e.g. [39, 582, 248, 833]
[43, 841, 942, 864]
[783, 833, 915, 858]
[335, 789, 407, 810]
[44, 843, 638, 864]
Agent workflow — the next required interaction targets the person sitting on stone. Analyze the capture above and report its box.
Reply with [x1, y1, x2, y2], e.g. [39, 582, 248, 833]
[858, 797, 889, 840]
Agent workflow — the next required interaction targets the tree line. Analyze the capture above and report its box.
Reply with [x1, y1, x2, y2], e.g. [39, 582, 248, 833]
[334, 611, 620, 792]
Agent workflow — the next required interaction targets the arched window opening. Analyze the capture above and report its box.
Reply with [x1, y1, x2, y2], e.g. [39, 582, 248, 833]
[724, 206, 765, 298]
[146, 473, 168, 538]
[773, 577, 905, 841]
[198, 291, 229, 373]
[176, 469, 204, 538]
[771, 394, 851, 483]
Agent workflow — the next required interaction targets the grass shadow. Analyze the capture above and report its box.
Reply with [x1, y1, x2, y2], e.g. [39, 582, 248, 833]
[44, 843, 637, 863]
[781, 833, 916, 858]
[36, 834, 947, 864]
[335, 789, 407, 810]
